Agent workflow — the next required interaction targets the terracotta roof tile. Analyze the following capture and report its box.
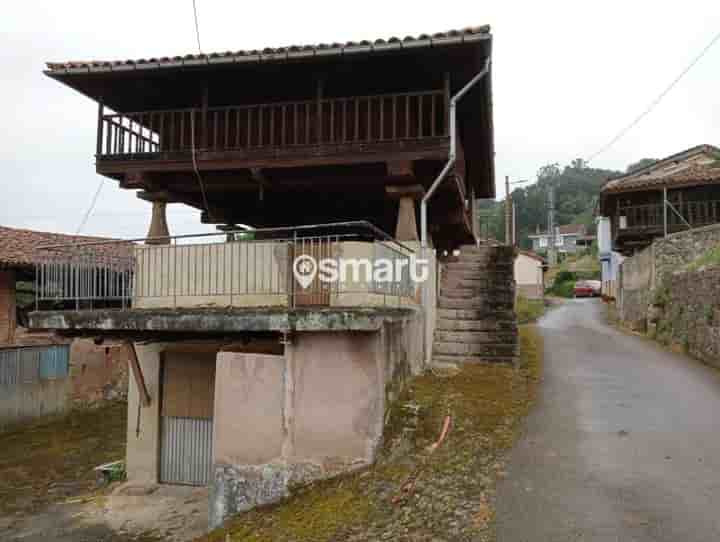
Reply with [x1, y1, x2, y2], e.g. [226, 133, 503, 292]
[0, 226, 130, 270]
[45, 26, 491, 73]
[602, 164, 720, 194]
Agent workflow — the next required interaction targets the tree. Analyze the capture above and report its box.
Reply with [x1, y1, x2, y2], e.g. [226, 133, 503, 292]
[626, 158, 657, 173]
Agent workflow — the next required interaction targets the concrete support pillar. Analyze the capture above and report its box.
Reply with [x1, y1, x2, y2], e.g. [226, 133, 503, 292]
[386, 185, 425, 242]
[0, 270, 16, 345]
[146, 201, 170, 245]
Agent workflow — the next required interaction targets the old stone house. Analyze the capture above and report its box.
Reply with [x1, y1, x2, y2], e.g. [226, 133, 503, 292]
[29, 25, 517, 528]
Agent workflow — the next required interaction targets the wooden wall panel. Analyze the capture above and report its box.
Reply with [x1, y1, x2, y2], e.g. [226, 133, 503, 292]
[161, 351, 216, 419]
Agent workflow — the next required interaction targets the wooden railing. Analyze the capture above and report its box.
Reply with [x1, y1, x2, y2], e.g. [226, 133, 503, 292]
[619, 200, 720, 231]
[98, 90, 448, 158]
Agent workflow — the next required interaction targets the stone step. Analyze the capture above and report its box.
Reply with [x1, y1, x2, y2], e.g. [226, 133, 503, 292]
[440, 275, 514, 288]
[440, 286, 515, 299]
[435, 318, 517, 332]
[455, 253, 515, 265]
[458, 245, 513, 257]
[434, 330, 517, 344]
[438, 297, 515, 310]
[441, 268, 513, 281]
[433, 341, 518, 357]
[437, 308, 516, 320]
[444, 261, 514, 272]
[433, 354, 517, 366]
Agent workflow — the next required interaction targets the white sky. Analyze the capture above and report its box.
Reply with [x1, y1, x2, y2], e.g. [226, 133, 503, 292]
[1, 0, 718, 239]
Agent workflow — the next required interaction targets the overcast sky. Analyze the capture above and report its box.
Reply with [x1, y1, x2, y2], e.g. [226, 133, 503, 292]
[1, 1, 718, 239]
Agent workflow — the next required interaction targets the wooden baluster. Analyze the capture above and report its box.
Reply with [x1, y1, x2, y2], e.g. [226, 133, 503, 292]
[329, 101, 334, 143]
[379, 97, 384, 140]
[258, 106, 264, 147]
[293, 103, 299, 145]
[342, 99, 347, 143]
[269, 106, 275, 146]
[281, 105, 287, 147]
[224, 109, 230, 149]
[366, 97, 372, 141]
[431, 93, 436, 137]
[105, 117, 112, 155]
[354, 98, 359, 141]
[179, 111, 185, 150]
[158, 111, 165, 152]
[305, 103, 310, 144]
[392, 95, 397, 140]
[213, 111, 219, 150]
[235, 109, 241, 148]
[418, 94, 423, 139]
[247, 108, 253, 147]
[405, 94, 410, 138]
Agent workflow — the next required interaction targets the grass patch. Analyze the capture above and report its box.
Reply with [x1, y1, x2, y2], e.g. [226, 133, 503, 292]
[685, 246, 720, 272]
[516, 295, 545, 324]
[198, 327, 543, 542]
[0, 401, 127, 515]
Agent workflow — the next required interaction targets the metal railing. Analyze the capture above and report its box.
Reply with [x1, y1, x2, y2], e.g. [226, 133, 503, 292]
[34, 222, 416, 311]
[97, 90, 448, 158]
[619, 199, 720, 231]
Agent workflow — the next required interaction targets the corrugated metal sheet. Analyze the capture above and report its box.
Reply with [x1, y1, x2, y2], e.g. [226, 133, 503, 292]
[39, 345, 70, 379]
[160, 417, 213, 486]
[0, 345, 70, 387]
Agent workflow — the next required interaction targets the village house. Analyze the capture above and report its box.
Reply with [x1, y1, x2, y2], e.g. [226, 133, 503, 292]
[598, 144, 720, 255]
[28, 25, 516, 527]
[528, 224, 593, 255]
[0, 226, 129, 428]
[514, 250, 545, 300]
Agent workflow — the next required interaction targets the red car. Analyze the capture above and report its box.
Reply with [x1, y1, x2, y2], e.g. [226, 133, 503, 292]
[573, 281, 596, 298]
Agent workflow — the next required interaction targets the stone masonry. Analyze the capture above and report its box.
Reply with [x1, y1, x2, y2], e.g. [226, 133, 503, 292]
[433, 245, 518, 365]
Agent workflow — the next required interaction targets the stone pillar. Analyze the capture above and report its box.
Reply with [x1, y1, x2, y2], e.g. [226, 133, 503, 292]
[386, 185, 425, 242]
[146, 201, 170, 245]
[0, 270, 16, 345]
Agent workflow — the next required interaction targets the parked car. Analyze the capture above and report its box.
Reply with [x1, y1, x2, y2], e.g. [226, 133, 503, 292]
[573, 281, 596, 298]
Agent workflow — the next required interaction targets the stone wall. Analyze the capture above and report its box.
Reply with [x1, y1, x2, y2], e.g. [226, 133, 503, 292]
[652, 268, 720, 369]
[617, 223, 720, 366]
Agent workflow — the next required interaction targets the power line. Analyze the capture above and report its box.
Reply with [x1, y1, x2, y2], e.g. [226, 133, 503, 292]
[192, 0, 203, 54]
[586, 28, 720, 163]
[75, 180, 104, 234]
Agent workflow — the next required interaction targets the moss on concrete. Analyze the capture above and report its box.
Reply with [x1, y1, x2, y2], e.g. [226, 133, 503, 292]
[197, 326, 543, 542]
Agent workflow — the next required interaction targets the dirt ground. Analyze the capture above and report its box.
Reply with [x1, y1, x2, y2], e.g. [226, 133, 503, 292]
[0, 402, 208, 542]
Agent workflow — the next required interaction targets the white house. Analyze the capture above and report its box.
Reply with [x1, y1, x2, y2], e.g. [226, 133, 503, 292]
[514, 251, 546, 299]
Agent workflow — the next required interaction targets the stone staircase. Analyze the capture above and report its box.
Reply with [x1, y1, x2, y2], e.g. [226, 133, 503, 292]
[433, 245, 518, 366]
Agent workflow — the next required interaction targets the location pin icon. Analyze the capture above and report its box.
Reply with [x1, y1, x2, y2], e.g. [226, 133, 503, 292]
[293, 255, 317, 289]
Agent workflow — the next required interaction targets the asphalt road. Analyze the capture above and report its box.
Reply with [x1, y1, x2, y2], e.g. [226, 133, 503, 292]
[496, 299, 720, 542]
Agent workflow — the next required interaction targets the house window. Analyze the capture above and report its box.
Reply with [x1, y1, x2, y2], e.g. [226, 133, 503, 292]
[539, 237, 548, 248]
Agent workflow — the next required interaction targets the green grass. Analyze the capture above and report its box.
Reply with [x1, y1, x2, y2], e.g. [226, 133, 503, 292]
[685, 246, 720, 271]
[516, 295, 545, 323]
[546, 280, 575, 298]
[0, 401, 127, 515]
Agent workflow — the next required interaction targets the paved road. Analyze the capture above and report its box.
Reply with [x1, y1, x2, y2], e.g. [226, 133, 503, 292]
[496, 299, 720, 542]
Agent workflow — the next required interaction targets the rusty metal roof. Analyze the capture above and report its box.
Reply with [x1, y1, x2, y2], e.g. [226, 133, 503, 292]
[45, 26, 491, 75]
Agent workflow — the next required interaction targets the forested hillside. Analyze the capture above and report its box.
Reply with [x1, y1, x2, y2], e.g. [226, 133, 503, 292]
[477, 157, 655, 249]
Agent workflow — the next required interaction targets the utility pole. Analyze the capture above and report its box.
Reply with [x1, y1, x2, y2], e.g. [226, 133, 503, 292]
[547, 182, 557, 266]
[505, 176, 512, 245]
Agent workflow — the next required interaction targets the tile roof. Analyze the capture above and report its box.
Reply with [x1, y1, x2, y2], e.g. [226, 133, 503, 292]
[602, 163, 720, 194]
[45, 26, 491, 74]
[0, 226, 129, 270]
[601, 144, 720, 194]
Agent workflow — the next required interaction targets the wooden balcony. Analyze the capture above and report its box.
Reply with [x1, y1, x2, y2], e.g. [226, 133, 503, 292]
[96, 90, 449, 170]
[618, 199, 720, 234]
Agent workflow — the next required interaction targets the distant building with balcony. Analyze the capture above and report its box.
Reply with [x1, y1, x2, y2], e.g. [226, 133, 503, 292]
[27, 26, 514, 528]
[528, 224, 592, 255]
[599, 144, 720, 255]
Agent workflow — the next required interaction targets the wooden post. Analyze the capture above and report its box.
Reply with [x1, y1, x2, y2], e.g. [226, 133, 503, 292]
[126, 341, 151, 407]
[316, 77, 324, 144]
[96, 102, 104, 156]
[443, 72, 450, 136]
[663, 187, 668, 237]
[201, 83, 209, 149]
[505, 176, 512, 245]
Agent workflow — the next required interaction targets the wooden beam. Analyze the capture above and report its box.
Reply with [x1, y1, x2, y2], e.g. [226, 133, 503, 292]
[126, 341, 151, 407]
